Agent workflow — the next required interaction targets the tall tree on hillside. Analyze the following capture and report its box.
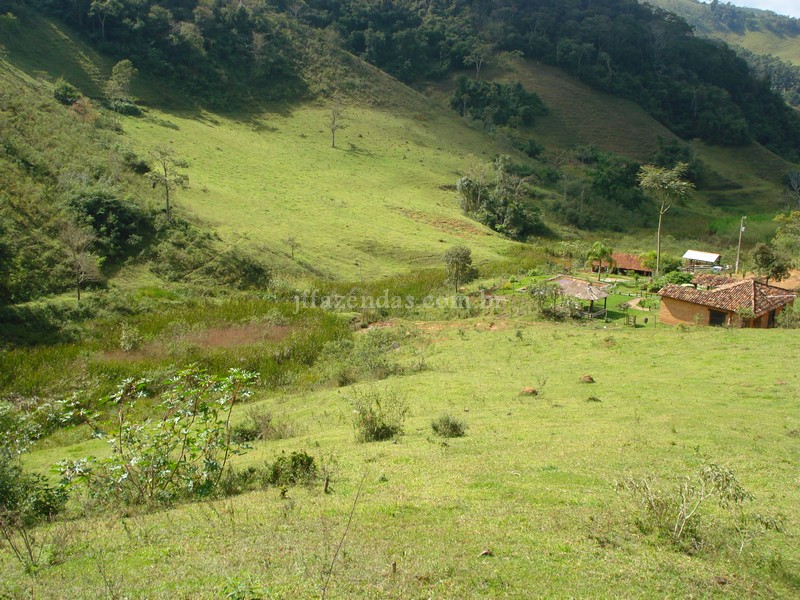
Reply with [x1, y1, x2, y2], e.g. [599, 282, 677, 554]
[751, 243, 790, 284]
[60, 222, 102, 302]
[637, 163, 694, 278]
[105, 59, 137, 128]
[147, 145, 189, 223]
[586, 241, 614, 281]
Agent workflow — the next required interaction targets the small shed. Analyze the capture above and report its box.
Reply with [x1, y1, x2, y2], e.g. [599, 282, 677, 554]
[683, 250, 721, 272]
[548, 275, 610, 318]
[593, 253, 652, 276]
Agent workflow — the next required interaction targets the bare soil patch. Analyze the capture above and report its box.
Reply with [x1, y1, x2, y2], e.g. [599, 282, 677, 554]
[102, 324, 292, 361]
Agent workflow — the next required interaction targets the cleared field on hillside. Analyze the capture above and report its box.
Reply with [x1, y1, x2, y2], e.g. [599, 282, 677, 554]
[123, 103, 522, 280]
[7, 320, 800, 598]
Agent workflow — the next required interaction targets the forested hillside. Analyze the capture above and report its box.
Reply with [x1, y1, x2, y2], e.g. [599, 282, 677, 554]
[21, 0, 800, 158]
[651, 0, 800, 106]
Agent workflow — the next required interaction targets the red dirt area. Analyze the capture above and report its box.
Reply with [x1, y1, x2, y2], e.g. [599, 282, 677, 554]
[103, 324, 292, 361]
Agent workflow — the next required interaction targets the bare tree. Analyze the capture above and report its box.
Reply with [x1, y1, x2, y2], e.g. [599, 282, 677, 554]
[328, 107, 345, 148]
[287, 1, 305, 19]
[60, 222, 101, 302]
[787, 170, 800, 209]
[649, 23, 673, 74]
[147, 145, 189, 223]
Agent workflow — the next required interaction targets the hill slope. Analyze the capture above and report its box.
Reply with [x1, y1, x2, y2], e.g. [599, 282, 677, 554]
[1, 4, 798, 293]
[651, 0, 800, 65]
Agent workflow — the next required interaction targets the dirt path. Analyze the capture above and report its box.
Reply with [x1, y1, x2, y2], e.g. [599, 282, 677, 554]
[627, 297, 651, 311]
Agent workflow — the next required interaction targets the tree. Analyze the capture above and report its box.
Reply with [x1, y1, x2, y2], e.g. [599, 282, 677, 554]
[105, 59, 137, 128]
[456, 155, 491, 214]
[773, 210, 800, 260]
[637, 163, 694, 277]
[464, 45, 490, 80]
[283, 236, 299, 259]
[60, 222, 102, 302]
[443, 245, 477, 293]
[147, 145, 189, 223]
[751, 243, 790, 284]
[787, 171, 800, 209]
[586, 241, 614, 281]
[328, 106, 345, 148]
[106, 59, 136, 104]
[89, 0, 122, 41]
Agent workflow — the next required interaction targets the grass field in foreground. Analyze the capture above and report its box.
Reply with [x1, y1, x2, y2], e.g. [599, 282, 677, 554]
[5, 320, 799, 598]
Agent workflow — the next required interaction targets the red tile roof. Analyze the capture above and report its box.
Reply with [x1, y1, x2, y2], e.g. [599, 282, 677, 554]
[692, 274, 736, 288]
[593, 253, 651, 273]
[659, 279, 796, 317]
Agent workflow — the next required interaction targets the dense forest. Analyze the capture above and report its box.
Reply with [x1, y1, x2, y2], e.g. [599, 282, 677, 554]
[8, 0, 800, 160]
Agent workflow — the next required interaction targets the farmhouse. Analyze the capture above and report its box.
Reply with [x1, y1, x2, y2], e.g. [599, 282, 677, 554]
[592, 253, 652, 276]
[658, 276, 796, 327]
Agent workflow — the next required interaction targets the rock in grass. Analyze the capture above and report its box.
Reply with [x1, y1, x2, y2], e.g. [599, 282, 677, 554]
[580, 374, 595, 384]
[520, 387, 538, 396]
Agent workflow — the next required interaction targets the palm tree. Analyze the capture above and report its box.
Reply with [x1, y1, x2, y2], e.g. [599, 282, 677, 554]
[587, 242, 614, 281]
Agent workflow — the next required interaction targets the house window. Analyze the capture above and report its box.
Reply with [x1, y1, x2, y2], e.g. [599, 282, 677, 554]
[709, 310, 726, 326]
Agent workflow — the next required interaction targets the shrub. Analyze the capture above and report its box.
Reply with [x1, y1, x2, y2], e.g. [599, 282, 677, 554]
[266, 451, 317, 486]
[119, 322, 143, 352]
[615, 463, 779, 553]
[431, 414, 467, 438]
[350, 389, 408, 443]
[230, 408, 295, 443]
[68, 191, 154, 260]
[53, 79, 81, 106]
[648, 270, 693, 292]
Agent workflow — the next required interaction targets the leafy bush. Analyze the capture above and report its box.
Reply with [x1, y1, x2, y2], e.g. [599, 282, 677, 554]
[350, 389, 408, 443]
[52, 79, 81, 106]
[431, 414, 467, 438]
[119, 322, 143, 352]
[59, 367, 258, 507]
[1, 402, 67, 571]
[68, 191, 154, 260]
[266, 451, 317, 486]
[648, 270, 693, 292]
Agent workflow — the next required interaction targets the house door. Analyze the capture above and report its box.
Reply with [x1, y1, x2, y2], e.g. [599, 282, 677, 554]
[709, 310, 726, 326]
[768, 310, 777, 328]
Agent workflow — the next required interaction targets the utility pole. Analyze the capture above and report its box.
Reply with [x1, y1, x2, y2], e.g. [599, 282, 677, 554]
[734, 215, 746, 275]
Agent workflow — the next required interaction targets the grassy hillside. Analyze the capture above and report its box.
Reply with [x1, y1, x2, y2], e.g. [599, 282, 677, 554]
[5, 319, 800, 597]
[0, 12, 532, 283]
[652, 0, 800, 65]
